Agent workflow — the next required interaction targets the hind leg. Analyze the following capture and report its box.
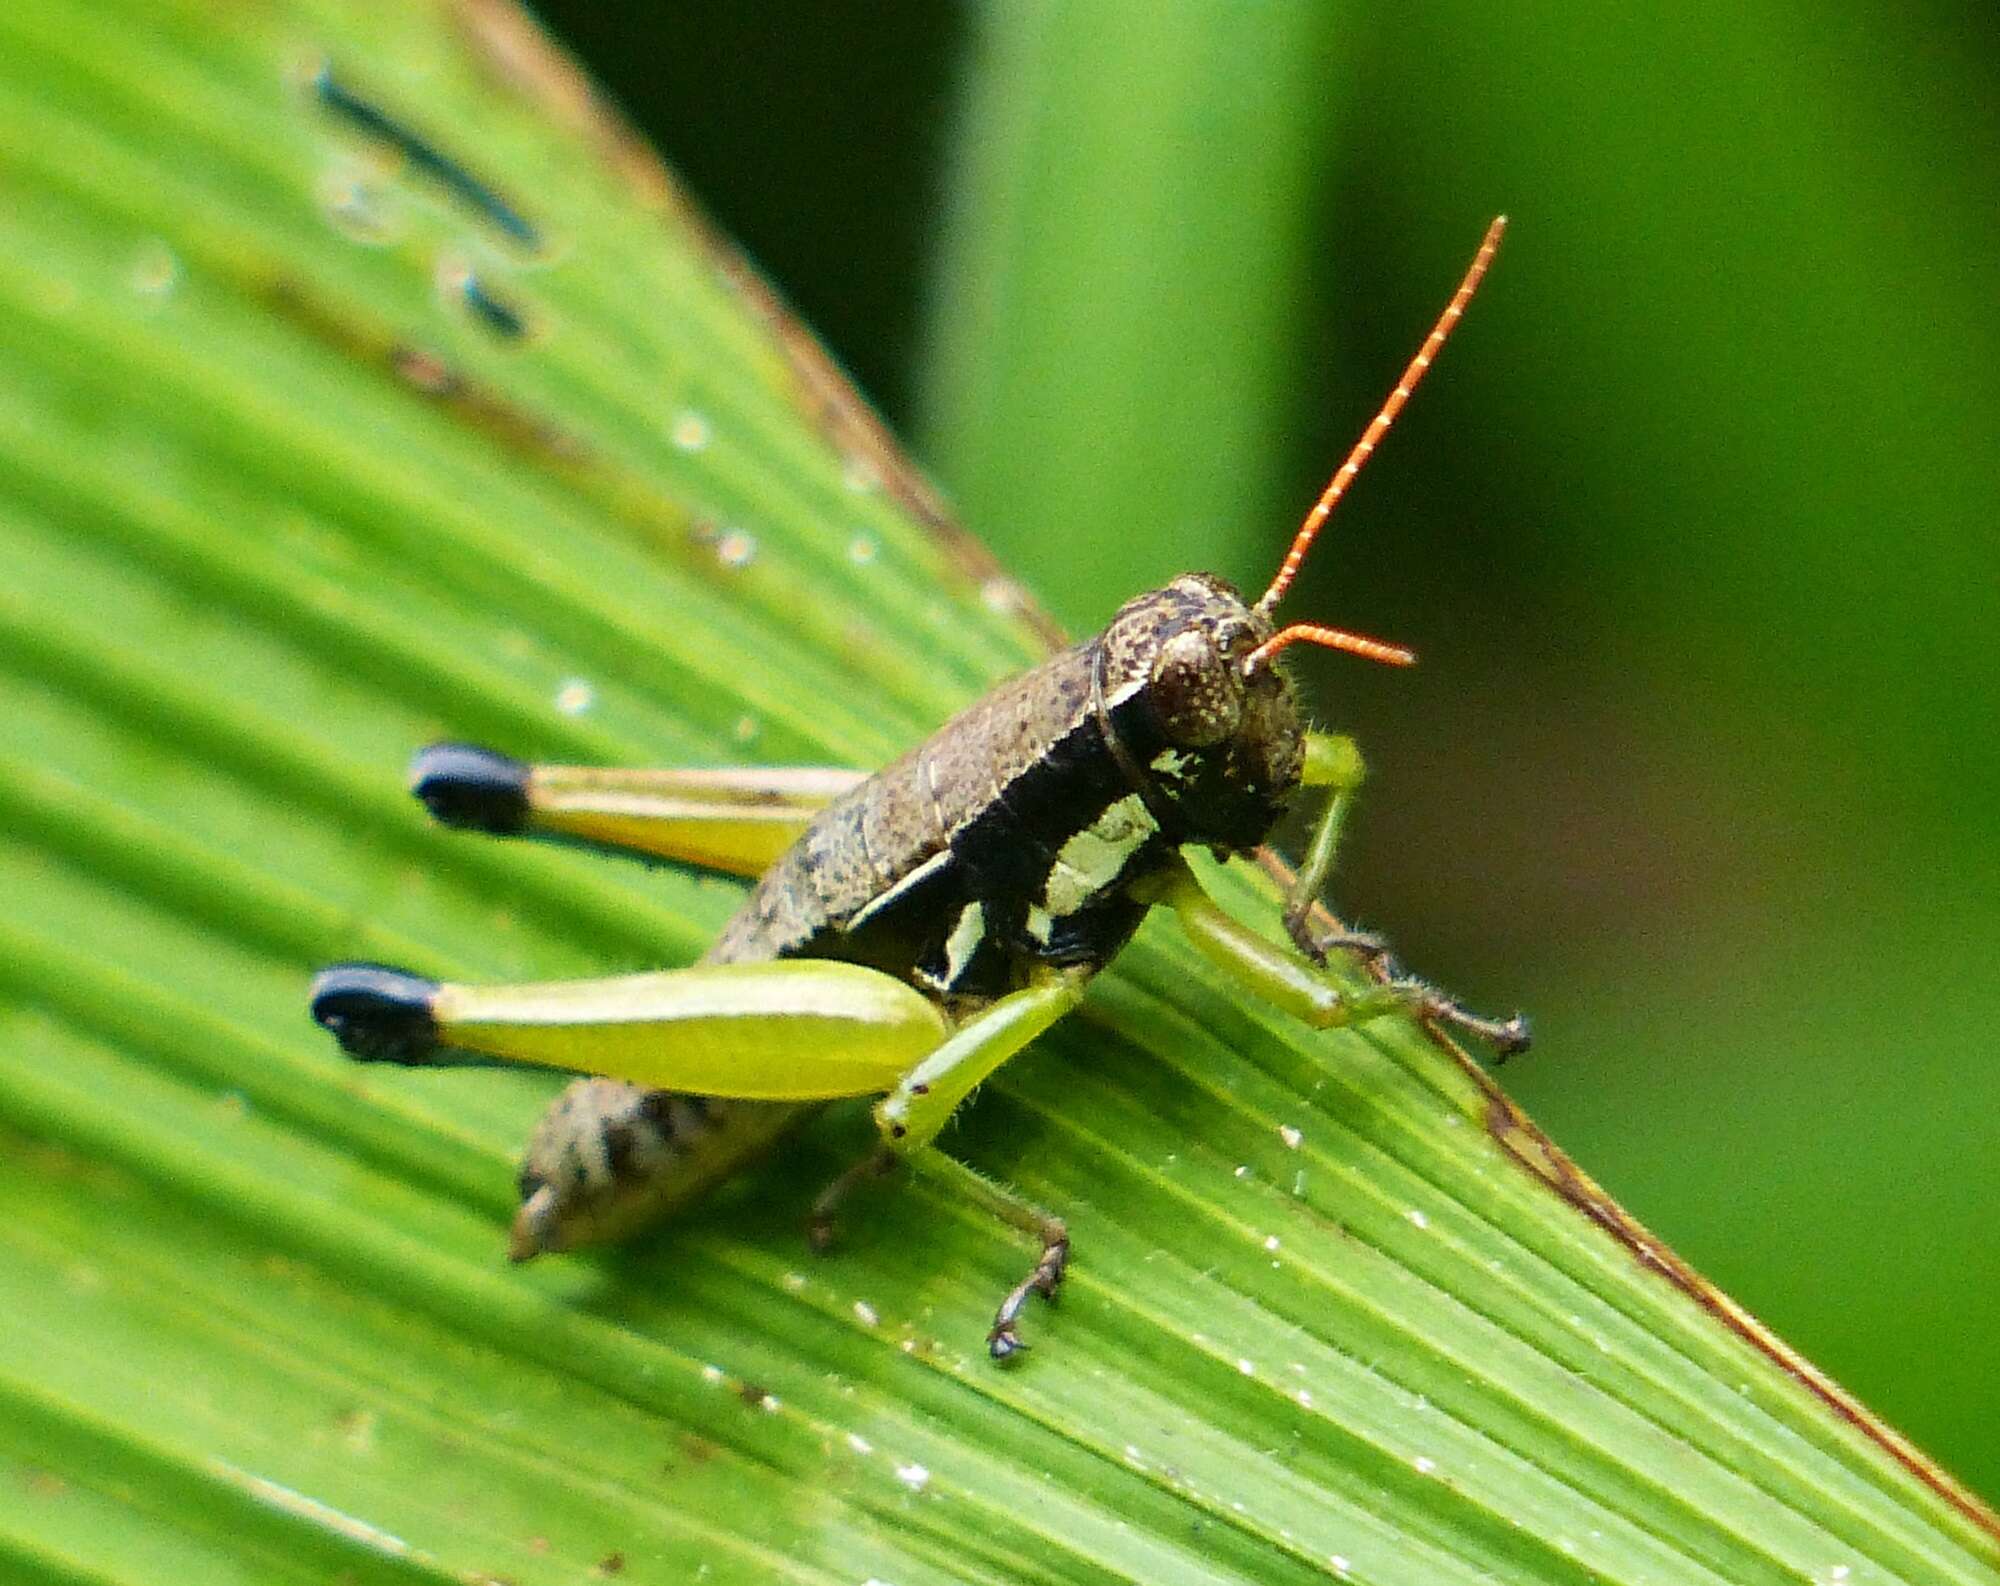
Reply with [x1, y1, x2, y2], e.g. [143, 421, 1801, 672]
[406, 742, 862, 876]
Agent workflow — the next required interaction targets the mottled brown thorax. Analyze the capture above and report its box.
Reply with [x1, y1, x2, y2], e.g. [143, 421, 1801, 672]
[708, 574, 1306, 1004]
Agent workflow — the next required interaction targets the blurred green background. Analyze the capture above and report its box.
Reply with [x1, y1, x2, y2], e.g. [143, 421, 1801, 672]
[532, 0, 1999, 1499]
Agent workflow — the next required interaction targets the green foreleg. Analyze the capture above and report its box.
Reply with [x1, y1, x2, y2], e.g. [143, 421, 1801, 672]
[1158, 862, 1408, 1031]
[1283, 731, 1385, 962]
[1157, 859, 1530, 1056]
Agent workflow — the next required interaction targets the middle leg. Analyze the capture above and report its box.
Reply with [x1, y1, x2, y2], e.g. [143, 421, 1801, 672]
[812, 970, 1086, 1358]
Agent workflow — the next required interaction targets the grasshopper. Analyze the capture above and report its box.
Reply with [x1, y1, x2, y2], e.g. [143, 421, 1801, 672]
[311, 218, 1525, 1359]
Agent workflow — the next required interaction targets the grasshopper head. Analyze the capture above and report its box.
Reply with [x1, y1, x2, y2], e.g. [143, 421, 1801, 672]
[1097, 574, 1308, 853]
[1097, 570, 1415, 855]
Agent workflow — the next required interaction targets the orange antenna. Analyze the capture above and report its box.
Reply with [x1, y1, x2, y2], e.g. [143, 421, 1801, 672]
[1245, 621, 1416, 674]
[1255, 214, 1507, 617]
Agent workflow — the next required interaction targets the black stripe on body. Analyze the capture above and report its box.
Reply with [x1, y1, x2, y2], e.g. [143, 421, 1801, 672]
[710, 633, 1182, 999]
[708, 643, 1094, 967]
[833, 655, 1176, 993]
[941, 705, 1165, 981]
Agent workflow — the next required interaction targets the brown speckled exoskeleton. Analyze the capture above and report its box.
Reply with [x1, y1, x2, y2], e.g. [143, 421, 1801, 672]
[311, 218, 1526, 1359]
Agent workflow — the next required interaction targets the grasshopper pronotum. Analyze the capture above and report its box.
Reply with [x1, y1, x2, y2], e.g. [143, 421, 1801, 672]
[312, 218, 1524, 1359]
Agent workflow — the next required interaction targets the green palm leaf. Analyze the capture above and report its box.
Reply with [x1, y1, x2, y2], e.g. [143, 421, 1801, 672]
[0, 2, 1992, 1583]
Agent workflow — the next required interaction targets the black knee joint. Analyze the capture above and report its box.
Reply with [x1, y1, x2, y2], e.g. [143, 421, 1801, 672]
[310, 962, 441, 1062]
[409, 743, 530, 833]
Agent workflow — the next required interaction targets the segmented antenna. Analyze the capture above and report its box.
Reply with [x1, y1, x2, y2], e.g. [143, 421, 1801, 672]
[1254, 215, 1507, 619]
[1245, 620, 1416, 674]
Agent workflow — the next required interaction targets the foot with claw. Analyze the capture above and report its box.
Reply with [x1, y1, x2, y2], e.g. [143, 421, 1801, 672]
[1397, 980, 1532, 1061]
[988, 1227, 1069, 1362]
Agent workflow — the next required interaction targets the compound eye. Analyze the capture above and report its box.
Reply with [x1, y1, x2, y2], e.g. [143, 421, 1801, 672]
[1150, 628, 1242, 747]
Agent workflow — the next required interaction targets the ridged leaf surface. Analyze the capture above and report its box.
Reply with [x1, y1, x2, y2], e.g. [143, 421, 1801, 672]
[0, 3, 1993, 1583]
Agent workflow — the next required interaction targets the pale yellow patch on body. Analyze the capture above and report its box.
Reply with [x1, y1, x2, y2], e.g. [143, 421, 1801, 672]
[943, 902, 985, 983]
[1044, 794, 1157, 916]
